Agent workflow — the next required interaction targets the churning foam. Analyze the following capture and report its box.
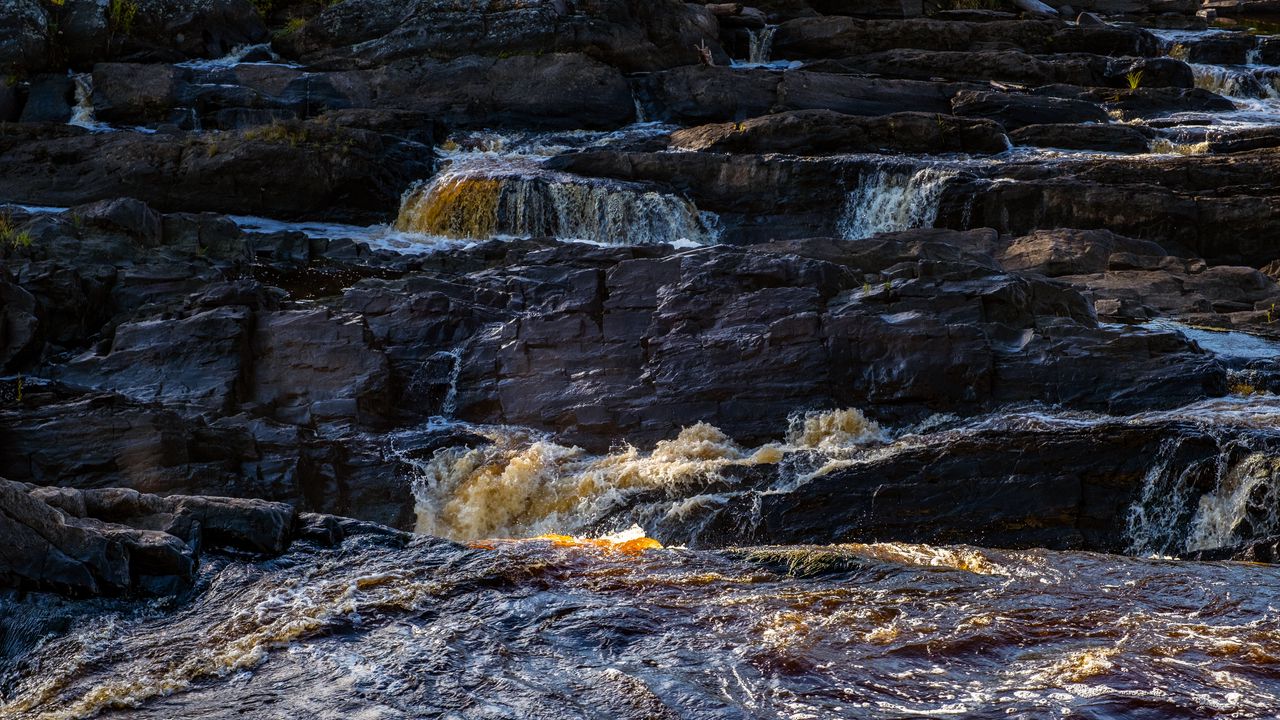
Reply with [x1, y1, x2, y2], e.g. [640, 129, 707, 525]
[411, 409, 886, 540]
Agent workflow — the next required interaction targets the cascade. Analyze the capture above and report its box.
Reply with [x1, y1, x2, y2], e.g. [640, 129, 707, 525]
[68, 73, 110, 132]
[748, 25, 777, 65]
[1126, 436, 1280, 556]
[396, 164, 719, 246]
[838, 165, 958, 239]
[1190, 63, 1269, 99]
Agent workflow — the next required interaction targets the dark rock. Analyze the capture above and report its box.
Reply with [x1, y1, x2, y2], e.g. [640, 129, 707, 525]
[817, 50, 1192, 89]
[952, 90, 1110, 130]
[0, 0, 47, 75]
[250, 309, 391, 426]
[678, 419, 1243, 552]
[1010, 122, 1154, 152]
[18, 74, 73, 123]
[0, 275, 39, 370]
[1034, 84, 1236, 121]
[634, 66, 972, 124]
[668, 109, 1009, 155]
[0, 120, 433, 223]
[280, 0, 725, 72]
[59, 0, 267, 66]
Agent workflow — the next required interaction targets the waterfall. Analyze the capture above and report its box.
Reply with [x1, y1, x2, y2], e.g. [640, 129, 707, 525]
[396, 166, 720, 246]
[1185, 454, 1280, 551]
[68, 73, 111, 132]
[1189, 63, 1273, 99]
[837, 166, 957, 240]
[1125, 436, 1280, 556]
[748, 25, 777, 65]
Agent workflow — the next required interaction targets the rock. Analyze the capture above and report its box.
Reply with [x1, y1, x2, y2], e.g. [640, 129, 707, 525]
[0, 477, 307, 596]
[59, 0, 267, 66]
[996, 228, 1168, 277]
[952, 90, 1110, 130]
[0, 120, 434, 223]
[634, 66, 972, 124]
[0, 275, 38, 370]
[0, 0, 47, 75]
[807, 0, 923, 16]
[250, 309, 391, 426]
[668, 110, 1009, 155]
[815, 50, 1192, 89]
[279, 0, 726, 72]
[18, 74, 73, 123]
[91, 63, 189, 125]
[55, 306, 252, 413]
[771, 16, 1160, 60]
[1034, 85, 1236, 121]
[445, 234, 1225, 450]
[676, 419, 1246, 552]
[1010, 123, 1154, 152]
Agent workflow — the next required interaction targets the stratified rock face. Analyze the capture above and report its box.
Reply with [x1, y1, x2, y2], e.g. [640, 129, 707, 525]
[0, 0, 47, 74]
[57, 0, 267, 65]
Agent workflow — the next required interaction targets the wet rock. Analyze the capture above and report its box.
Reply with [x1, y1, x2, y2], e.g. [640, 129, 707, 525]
[91, 63, 189, 125]
[996, 228, 1168, 277]
[280, 0, 725, 72]
[952, 90, 1110, 130]
[1009, 122, 1154, 152]
[1034, 85, 1235, 121]
[450, 233, 1224, 450]
[0, 477, 307, 596]
[54, 306, 252, 413]
[684, 420, 1239, 551]
[668, 110, 1009, 155]
[818, 50, 1192, 89]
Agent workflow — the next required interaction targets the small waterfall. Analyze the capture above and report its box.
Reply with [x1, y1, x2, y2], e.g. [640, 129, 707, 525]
[68, 73, 110, 132]
[1189, 63, 1269, 99]
[837, 166, 957, 240]
[396, 165, 719, 246]
[748, 25, 777, 65]
[1126, 437, 1280, 556]
[1185, 454, 1280, 551]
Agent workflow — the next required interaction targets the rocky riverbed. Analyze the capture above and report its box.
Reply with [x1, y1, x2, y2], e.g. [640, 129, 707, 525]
[3, 0, 1280, 717]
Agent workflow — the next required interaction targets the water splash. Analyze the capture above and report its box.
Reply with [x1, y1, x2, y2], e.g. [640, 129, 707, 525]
[1189, 64, 1276, 99]
[67, 73, 111, 133]
[838, 166, 958, 239]
[1185, 453, 1280, 551]
[748, 25, 777, 65]
[1126, 435, 1280, 556]
[409, 409, 886, 540]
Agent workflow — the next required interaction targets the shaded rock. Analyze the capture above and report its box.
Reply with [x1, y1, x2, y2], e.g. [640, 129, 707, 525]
[0, 0, 47, 75]
[280, 0, 725, 72]
[634, 66, 972, 124]
[952, 89, 1109, 130]
[820, 49, 1192, 89]
[250, 309, 391, 426]
[668, 109, 1009, 155]
[0, 120, 434, 223]
[59, 0, 267, 66]
[1034, 84, 1235, 121]
[1010, 122, 1154, 152]
[0, 275, 38, 370]
[18, 74, 73, 123]
[997, 228, 1168, 277]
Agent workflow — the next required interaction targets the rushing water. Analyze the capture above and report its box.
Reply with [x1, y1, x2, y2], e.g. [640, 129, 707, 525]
[4, 533, 1280, 719]
[838, 165, 958, 239]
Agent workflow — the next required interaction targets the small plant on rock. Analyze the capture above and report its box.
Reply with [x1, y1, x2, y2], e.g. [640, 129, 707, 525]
[1125, 70, 1144, 90]
[107, 0, 140, 35]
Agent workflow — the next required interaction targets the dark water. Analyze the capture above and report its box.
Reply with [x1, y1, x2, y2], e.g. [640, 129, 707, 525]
[4, 533, 1280, 720]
